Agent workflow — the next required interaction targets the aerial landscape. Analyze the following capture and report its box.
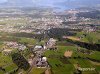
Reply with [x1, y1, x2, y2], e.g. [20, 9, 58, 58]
[0, 0, 100, 74]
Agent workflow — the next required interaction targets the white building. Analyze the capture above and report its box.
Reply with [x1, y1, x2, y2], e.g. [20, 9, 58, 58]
[42, 57, 47, 62]
[34, 45, 43, 51]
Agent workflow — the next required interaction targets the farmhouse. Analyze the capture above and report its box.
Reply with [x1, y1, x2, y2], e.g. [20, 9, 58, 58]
[2, 49, 12, 55]
[46, 38, 57, 50]
[18, 44, 26, 51]
[36, 57, 48, 68]
[34, 45, 43, 51]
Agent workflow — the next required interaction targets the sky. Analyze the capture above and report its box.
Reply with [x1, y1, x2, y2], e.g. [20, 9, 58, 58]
[0, 0, 65, 3]
[0, 0, 69, 8]
[0, 0, 100, 10]
[0, 0, 7, 3]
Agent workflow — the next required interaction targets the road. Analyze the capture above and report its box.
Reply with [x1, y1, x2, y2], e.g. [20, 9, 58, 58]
[27, 47, 46, 74]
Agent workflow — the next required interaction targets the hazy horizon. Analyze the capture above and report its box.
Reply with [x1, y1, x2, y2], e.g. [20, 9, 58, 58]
[0, 0, 100, 10]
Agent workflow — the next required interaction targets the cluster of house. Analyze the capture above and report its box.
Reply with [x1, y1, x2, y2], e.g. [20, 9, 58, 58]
[2, 41, 26, 55]
[33, 38, 57, 68]
[46, 38, 57, 50]
[34, 38, 57, 52]
[36, 56, 49, 68]
[4, 41, 26, 51]
[83, 26, 96, 33]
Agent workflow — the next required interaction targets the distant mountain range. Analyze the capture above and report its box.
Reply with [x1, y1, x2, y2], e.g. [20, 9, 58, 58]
[0, 0, 100, 10]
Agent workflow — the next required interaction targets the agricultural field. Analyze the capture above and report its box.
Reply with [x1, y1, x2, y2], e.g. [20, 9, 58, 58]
[0, 30, 100, 74]
[0, 52, 18, 74]
[0, 32, 37, 74]
[76, 31, 100, 44]
[43, 41, 100, 74]
[0, 31, 48, 74]
[30, 68, 46, 74]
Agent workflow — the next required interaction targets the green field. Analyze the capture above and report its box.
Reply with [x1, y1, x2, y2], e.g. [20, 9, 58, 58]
[43, 46, 74, 74]
[30, 68, 46, 74]
[0, 31, 100, 74]
[76, 31, 100, 44]
[43, 41, 100, 74]
[0, 52, 18, 74]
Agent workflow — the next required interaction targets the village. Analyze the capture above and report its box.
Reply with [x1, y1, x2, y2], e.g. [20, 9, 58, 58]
[29, 38, 57, 68]
[0, 38, 57, 67]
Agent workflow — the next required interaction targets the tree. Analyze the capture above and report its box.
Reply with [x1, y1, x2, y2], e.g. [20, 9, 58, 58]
[11, 53, 30, 71]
